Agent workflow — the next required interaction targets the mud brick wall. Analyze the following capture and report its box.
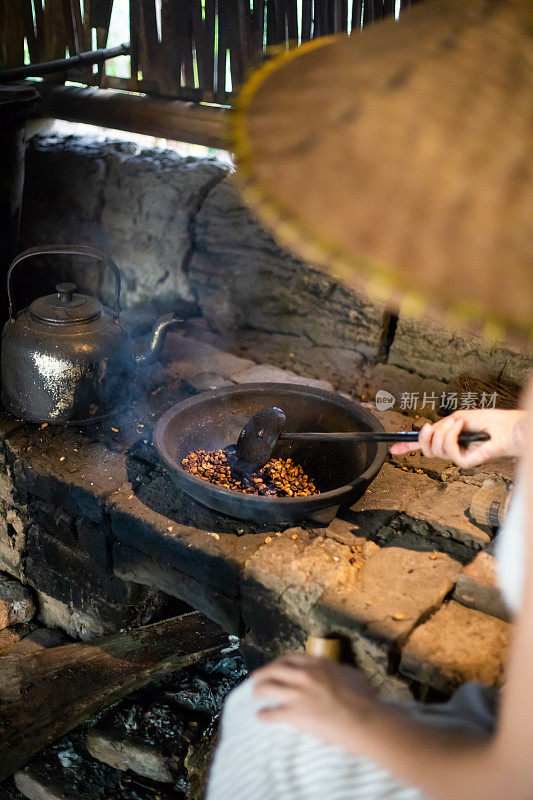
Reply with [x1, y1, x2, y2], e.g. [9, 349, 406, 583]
[20, 134, 531, 392]
[0, 417, 166, 640]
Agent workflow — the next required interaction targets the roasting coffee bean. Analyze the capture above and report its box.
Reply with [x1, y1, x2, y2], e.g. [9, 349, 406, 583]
[181, 448, 319, 497]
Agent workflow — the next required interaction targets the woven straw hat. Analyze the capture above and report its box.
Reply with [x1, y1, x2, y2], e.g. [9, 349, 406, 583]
[232, 0, 533, 344]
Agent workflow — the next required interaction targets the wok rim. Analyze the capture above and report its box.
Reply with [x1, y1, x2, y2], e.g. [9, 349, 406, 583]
[153, 382, 387, 509]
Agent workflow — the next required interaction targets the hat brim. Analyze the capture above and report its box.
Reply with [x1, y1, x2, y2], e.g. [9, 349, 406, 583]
[231, 0, 533, 344]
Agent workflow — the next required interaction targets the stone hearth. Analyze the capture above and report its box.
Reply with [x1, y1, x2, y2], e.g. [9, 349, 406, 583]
[0, 331, 514, 700]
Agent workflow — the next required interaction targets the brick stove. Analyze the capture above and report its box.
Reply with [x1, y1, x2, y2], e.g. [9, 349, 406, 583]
[0, 328, 517, 798]
[0, 330, 513, 697]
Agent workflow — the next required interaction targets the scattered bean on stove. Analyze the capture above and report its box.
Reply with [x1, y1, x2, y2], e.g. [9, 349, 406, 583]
[181, 448, 319, 497]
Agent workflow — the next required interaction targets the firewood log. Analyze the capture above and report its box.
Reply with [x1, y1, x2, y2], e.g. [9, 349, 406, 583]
[0, 611, 228, 781]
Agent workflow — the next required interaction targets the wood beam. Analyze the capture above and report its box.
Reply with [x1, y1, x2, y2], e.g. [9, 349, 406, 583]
[28, 81, 230, 150]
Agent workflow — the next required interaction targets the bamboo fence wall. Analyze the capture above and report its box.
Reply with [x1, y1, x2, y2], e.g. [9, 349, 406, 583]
[0, 1, 412, 105]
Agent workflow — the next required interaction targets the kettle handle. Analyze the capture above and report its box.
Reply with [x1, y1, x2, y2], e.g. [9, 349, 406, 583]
[7, 244, 121, 321]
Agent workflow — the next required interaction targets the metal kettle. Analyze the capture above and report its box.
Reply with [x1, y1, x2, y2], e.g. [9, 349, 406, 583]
[1, 245, 182, 424]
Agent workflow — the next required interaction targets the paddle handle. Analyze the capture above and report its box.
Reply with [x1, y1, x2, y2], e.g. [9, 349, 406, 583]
[279, 430, 490, 444]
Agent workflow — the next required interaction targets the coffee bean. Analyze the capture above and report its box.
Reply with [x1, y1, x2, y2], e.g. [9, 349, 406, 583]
[181, 448, 319, 498]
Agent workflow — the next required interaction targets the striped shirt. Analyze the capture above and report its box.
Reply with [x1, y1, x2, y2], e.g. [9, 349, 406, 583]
[207, 677, 496, 800]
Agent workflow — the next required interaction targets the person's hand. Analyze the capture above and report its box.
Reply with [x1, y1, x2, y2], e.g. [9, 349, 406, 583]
[389, 408, 524, 468]
[252, 654, 378, 750]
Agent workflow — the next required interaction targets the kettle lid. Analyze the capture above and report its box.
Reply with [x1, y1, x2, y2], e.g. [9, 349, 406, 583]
[29, 283, 103, 324]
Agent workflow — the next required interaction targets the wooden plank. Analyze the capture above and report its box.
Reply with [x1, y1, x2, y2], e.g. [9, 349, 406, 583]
[0, 612, 228, 782]
[333, 0, 349, 32]
[89, 0, 114, 28]
[362, 0, 375, 25]
[287, 0, 298, 42]
[30, 0, 45, 64]
[313, 0, 328, 37]
[187, 0, 216, 100]
[140, 0, 159, 63]
[96, 26, 110, 86]
[159, 0, 182, 95]
[0, 0, 12, 69]
[81, 0, 93, 48]
[225, 0, 243, 92]
[216, 0, 228, 102]
[43, 0, 67, 61]
[137, 0, 160, 93]
[352, 0, 363, 30]
[276, 0, 289, 42]
[68, 0, 84, 54]
[265, 0, 277, 46]
[1, 0, 26, 68]
[237, 0, 254, 73]
[267, 0, 285, 46]
[301, 0, 312, 41]
[21, 0, 39, 63]
[252, 0, 266, 52]
[175, 1, 194, 92]
[129, 0, 141, 87]
[81, 0, 98, 83]
[363, 0, 385, 24]
[62, 0, 79, 75]
[203, 0, 216, 98]
[190, 0, 208, 94]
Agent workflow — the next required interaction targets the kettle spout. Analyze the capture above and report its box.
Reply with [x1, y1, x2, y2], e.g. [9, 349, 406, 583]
[134, 312, 183, 366]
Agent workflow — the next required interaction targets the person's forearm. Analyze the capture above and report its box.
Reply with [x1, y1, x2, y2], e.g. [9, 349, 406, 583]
[509, 411, 526, 457]
[342, 699, 517, 800]
[472, 408, 524, 458]
[391, 408, 525, 466]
